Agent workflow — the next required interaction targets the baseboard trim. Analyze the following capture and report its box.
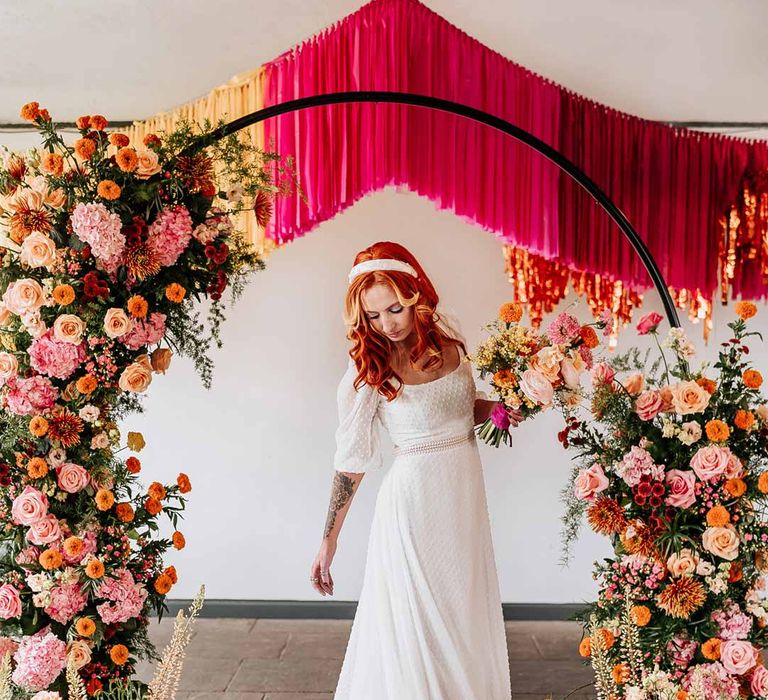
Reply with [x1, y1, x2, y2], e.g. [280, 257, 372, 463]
[164, 600, 587, 621]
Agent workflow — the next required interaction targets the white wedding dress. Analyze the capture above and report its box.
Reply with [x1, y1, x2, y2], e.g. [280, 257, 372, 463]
[332, 310, 511, 700]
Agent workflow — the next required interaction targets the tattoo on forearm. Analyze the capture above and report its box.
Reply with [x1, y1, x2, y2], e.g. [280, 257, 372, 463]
[324, 472, 356, 539]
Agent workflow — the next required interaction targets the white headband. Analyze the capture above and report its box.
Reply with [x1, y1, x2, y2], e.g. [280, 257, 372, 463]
[348, 258, 418, 284]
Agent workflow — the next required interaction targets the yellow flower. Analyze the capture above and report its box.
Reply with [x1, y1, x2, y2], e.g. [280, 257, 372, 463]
[127, 431, 145, 452]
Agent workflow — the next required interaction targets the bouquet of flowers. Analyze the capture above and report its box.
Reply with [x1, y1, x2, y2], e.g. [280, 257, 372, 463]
[0, 102, 282, 696]
[467, 301, 608, 447]
[560, 303, 768, 699]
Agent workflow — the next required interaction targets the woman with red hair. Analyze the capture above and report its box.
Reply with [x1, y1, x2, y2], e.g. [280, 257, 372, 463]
[311, 241, 520, 698]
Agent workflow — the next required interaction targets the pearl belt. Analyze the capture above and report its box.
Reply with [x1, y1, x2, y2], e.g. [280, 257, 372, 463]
[392, 429, 476, 457]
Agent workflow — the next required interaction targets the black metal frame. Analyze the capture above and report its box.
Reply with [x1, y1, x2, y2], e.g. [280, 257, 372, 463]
[182, 90, 680, 327]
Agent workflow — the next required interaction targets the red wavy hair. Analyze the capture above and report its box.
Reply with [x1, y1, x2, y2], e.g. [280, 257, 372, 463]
[343, 241, 465, 401]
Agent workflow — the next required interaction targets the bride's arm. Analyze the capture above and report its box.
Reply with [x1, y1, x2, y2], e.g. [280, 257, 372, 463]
[323, 470, 364, 542]
[473, 398, 498, 425]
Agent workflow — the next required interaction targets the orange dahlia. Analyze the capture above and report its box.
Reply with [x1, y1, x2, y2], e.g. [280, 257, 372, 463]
[97, 180, 121, 200]
[499, 302, 523, 324]
[656, 577, 707, 619]
[39, 548, 63, 570]
[20, 102, 41, 121]
[115, 147, 138, 172]
[587, 497, 627, 535]
[164, 565, 178, 584]
[85, 559, 105, 579]
[177, 472, 191, 493]
[705, 419, 730, 443]
[165, 283, 186, 303]
[154, 574, 173, 594]
[144, 497, 162, 516]
[109, 644, 129, 666]
[735, 410, 755, 430]
[90, 115, 108, 131]
[612, 663, 631, 685]
[29, 416, 49, 437]
[724, 478, 747, 498]
[125, 456, 141, 474]
[630, 605, 651, 626]
[75, 617, 96, 637]
[115, 503, 135, 523]
[74, 138, 97, 160]
[41, 152, 64, 176]
[695, 377, 717, 394]
[759, 473, 768, 494]
[148, 481, 166, 501]
[578, 638, 591, 657]
[63, 536, 84, 558]
[580, 326, 599, 349]
[53, 284, 75, 305]
[744, 369, 763, 389]
[127, 295, 149, 318]
[707, 505, 731, 527]
[75, 116, 91, 130]
[172, 531, 186, 550]
[109, 133, 130, 148]
[702, 638, 722, 660]
[95, 489, 115, 511]
[735, 301, 757, 320]
[27, 457, 48, 478]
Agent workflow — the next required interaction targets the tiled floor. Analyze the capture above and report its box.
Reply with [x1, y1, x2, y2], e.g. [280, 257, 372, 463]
[134, 618, 596, 699]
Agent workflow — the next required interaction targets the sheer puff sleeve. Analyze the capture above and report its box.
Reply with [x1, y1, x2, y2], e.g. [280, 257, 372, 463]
[333, 358, 383, 473]
[436, 306, 490, 401]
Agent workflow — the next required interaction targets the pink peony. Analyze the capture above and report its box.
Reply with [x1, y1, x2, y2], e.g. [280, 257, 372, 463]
[44, 582, 88, 625]
[0, 584, 22, 619]
[26, 514, 62, 546]
[636, 311, 664, 335]
[690, 445, 730, 482]
[2, 375, 58, 416]
[70, 202, 125, 270]
[56, 463, 89, 494]
[518, 368, 554, 407]
[120, 312, 166, 351]
[573, 464, 609, 501]
[11, 486, 49, 526]
[146, 206, 193, 267]
[665, 470, 697, 509]
[95, 568, 148, 624]
[721, 640, 759, 675]
[28, 330, 85, 380]
[11, 628, 67, 692]
[635, 389, 663, 421]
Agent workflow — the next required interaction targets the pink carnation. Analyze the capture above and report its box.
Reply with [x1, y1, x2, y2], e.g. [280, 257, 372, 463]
[70, 202, 125, 269]
[120, 312, 166, 351]
[44, 582, 88, 625]
[95, 568, 148, 624]
[28, 330, 85, 380]
[546, 312, 581, 345]
[2, 375, 58, 416]
[11, 628, 67, 692]
[146, 206, 193, 267]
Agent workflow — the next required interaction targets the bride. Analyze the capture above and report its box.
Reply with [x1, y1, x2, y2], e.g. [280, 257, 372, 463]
[311, 241, 521, 699]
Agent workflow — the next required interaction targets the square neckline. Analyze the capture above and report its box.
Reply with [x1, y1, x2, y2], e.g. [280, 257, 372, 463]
[399, 343, 465, 388]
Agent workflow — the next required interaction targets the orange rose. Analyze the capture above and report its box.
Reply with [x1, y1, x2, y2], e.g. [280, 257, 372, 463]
[144, 497, 162, 516]
[109, 133, 130, 148]
[90, 115, 108, 131]
[39, 548, 63, 570]
[735, 301, 757, 320]
[498, 302, 523, 324]
[29, 416, 49, 437]
[127, 295, 148, 318]
[735, 410, 755, 430]
[177, 473, 191, 493]
[109, 644, 129, 665]
[671, 381, 711, 415]
[115, 503, 135, 523]
[165, 283, 186, 303]
[41, 152, 64, 176]
[172, 531, 186, 550]
[148, 482, 166, 501]
[95, 489, 115, 511]
[53, 284, 76, 305]
[76, 375, 98, 394]
[63, 536, 84, 558]
[702, 638, 722, 660]
[135, 149, 161, 179]
[27, 457, 48, 478]
[125, 456, 141, 474]
[115, 147, 138, 173]
[97, 180, 121, 200]
[707, 505, 731, 527]
[744, 369, 763, 389]
[154, 574, 173, 594]
[724, 478, 747, 498]
[150, 348, 172, 374]
[85, 558, 105, 579]
[705, 420, 730, 443]
[74, 138, 97, 160]
[20, 102, 41, 121]
[75, 617, 96, 637]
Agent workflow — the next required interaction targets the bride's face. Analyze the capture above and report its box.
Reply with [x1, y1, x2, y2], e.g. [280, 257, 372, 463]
[362, 283, 414, 343]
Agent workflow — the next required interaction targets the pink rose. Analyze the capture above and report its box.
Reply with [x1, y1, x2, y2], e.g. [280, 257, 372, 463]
[665, 470, 697, 509]
[702, 524, 740, 561]
[573, 464, 609, 501]
[690, 445, 730, 482]
[518, 368, 554, 407]
[721, 639, 759, 675]
[590, 362, 615, 386]
[26, 514, 62, 546]
[559, 357, 582, 389]
[2, 278, 44, 315]
[0, 584, 22, 619]
[56, 463, 89, 494]
[135, 149, 161, 179]
[751, 665, 768, 696]
[529, 346, 564, 383]
[666, 548, 699, 578]
[635, 390, 663, 421]
[636, 311, 664, 335]
[11, 485, 49, 526]
[724, 448, 744, 479]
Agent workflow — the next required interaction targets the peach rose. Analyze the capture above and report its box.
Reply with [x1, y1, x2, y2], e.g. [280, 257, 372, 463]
[135, 149, 161, 179]
[720, 640, 759, 675]
[702, 524, 740, 561]
[624, 373, 645, 396]
[11, 485, 48, 526]
[19, 231, 57, 269]
[57, 462, 89, 494]
[757, 405, 768, 426]
[0, 584, 22, 619]
[530, 346, 564, 383]
[670, 380, 710, 415]
[66, 639, 92, 670]
[53, 314, 86, 344]
[26, 513, 62, 545]
[150, 348, 172, 374]
[573, 464, 609, 501]
[0, 352, 19, 384]
[518, 368, 554, 407]
[665, 470, 697, 509]
[45, 187, 67, 209]
[635, 390, 663, 421]
[690, 445, 730, 482]
[560, 357, 582, 389]
[103, 308, 132, 339]
[0, 303, 11, 326]
[666, 548, 699, 578]
[2, 278, 44, 315]
[118, 360, 153, 393]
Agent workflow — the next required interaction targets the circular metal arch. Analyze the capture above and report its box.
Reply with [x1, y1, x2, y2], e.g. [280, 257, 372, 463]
[182, 90, 680, 327]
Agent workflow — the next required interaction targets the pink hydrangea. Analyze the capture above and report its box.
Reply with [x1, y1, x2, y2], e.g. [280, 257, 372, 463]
[547, 312, 581, 345]
[667, 635, 697, 668]
[28, 330, 85, 380]
[146, 206, 193, 267]
[682, 661, 740, 699]
[44, 582, 88, 625]
[121, 312, 166, 350]
[70, 202, 125, 270]
[712, 601, 753, 641]
[616, 445, 664, 487]
[11, 628, 67, 692]
[2, 375, 58, 416]
[95, 568, 148, 624]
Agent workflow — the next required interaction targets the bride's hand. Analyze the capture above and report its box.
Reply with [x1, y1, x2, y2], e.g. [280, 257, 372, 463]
[311, 540, 336, 596]
[505, 407, 523, 428]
